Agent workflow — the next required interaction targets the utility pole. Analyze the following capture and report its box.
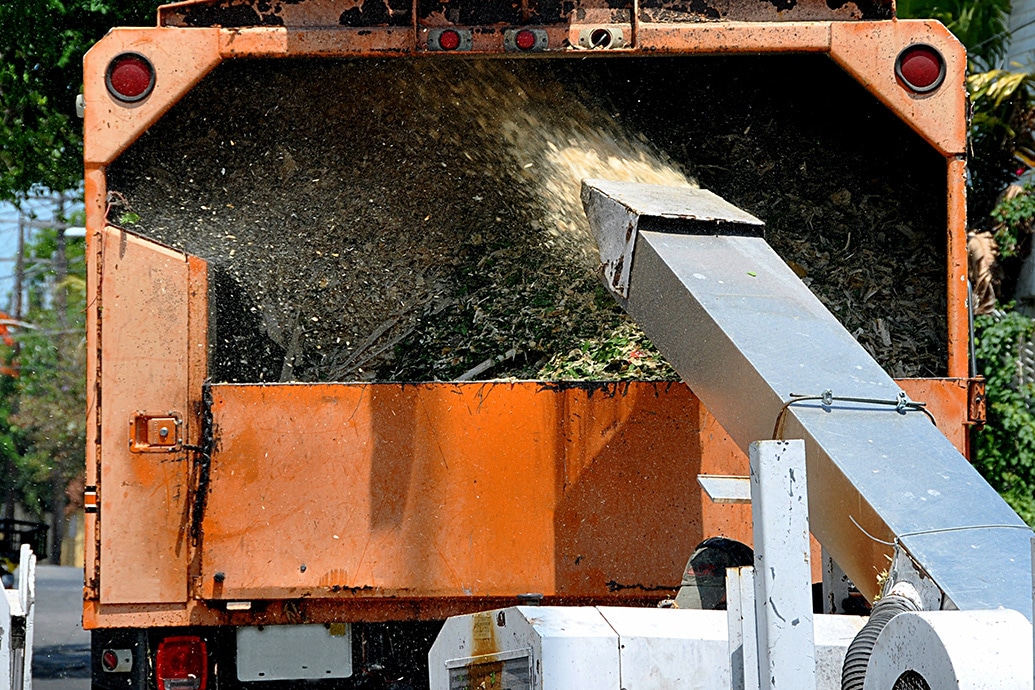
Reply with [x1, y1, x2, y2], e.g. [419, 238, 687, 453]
[50, 192, 69, 565]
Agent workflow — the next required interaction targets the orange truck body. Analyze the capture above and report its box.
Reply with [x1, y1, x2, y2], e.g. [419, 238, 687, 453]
[82, 0, 974, 685]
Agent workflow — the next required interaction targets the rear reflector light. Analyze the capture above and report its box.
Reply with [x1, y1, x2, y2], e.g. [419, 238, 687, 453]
[156, 636, 207, 690]
[895, 44, 945, 94]
[106, 53, 155, 103]
[515, 29, 536, 51]
[427, 28, 471, 51]
[439, 29, 461, 50]
[101, 648, 133, 673]
[505, 28, 548, 52]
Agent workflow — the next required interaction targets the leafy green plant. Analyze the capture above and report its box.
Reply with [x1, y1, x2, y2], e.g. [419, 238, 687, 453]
[990, 183, 1035, 258]
[974, 309, 1035, 525]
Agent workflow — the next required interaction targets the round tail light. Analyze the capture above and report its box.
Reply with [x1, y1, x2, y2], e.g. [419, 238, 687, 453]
[106, 53, 155, 103]
[515, 29, 537, 51]
[438, 29, 461, 51]
[895, 44, 946, 94]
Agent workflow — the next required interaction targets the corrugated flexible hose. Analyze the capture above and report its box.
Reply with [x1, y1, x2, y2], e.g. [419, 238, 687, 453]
[841, 591, 921, 690]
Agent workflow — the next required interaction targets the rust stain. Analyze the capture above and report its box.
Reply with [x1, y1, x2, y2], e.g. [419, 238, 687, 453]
[319, 568, 351, 587]
[464, 611, 504, 689]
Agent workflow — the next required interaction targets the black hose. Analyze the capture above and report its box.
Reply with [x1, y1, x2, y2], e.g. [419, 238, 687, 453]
[841, 592, 921, 690]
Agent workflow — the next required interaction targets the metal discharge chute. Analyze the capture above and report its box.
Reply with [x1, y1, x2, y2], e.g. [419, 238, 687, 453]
[582, 178, 1034, 618]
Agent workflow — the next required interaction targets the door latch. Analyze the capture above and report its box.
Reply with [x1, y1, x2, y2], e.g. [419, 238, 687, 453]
[129, 412, 183, 452]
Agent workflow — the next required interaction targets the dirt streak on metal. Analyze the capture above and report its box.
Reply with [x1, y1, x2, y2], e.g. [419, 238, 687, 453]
[463, 610, 505, 690]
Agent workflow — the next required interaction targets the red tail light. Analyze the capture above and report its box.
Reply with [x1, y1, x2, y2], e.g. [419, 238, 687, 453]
[156, 636, 208, 690]
[101, 650, 119, 672]
[895, 44, 945, 94]
[515, 29, 537, 51]
[428, 27, 471, 51]
[438, 29, 461, 51]
[106, 53, 156, 103]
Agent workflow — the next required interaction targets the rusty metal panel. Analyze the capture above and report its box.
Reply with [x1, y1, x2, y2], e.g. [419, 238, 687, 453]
[636, 21, 830, 52]
[83, 375, 965, 626]
[896, 378, 969, 455]
[219, 26, 415, 56]
[967, 377, 986, 429]
[947, 157, 969, 377]
[638, 0, 891, 23]
[163, 0, 414, 27]
[99, 227, 192, 604]
[161, 0, 633, 27]
[84, 167, 106, 598]
[160, 0, 889, 28]
[199, 382, 748, 601]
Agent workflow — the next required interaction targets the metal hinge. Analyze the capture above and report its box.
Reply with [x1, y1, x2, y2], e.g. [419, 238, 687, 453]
[967, 377, 986, 429]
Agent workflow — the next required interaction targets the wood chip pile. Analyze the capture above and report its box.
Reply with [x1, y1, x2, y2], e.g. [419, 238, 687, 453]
[109, 56, 947, 382]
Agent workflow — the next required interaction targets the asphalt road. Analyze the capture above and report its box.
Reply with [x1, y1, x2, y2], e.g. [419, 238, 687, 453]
[30, 565, 89, 690]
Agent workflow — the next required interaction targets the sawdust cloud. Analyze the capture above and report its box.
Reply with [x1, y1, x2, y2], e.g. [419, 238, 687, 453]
[436, 61, 695, 266]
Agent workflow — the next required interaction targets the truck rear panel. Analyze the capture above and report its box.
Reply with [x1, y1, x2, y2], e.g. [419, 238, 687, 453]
[82, 1, 972, 686]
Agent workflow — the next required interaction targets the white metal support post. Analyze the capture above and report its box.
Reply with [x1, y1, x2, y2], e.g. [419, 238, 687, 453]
[0, 566, 10, 690]
[17, 545, 35, 690]
[821, 549, 852, 614]
[727, 565, 761, 690]
[1, 545, 36, 690]
[750, 439, 816, 690]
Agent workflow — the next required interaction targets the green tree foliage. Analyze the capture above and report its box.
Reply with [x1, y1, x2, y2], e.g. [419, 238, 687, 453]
[12, 227, 87, 515]
[0, 0, 157, 200]
[974, 310, 1035, 525]
[0, 375, 31, 515]
[0, 222, 87, 520]
[991, 182, 1035, 258]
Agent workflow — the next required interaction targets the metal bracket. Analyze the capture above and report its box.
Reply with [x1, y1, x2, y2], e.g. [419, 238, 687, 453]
[697, 475, 751, 504]
[967, 377, 986, 428]
[128, 412, 183, 453]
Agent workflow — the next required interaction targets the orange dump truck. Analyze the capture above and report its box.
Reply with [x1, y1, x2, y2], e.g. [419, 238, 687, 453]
[82, 1, 976, 688]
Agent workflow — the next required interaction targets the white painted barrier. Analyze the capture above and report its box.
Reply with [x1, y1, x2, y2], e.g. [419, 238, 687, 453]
[1, 545, 36, 690]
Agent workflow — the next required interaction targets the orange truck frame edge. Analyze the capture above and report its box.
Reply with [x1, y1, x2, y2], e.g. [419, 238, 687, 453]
[82, 1, 976, 688]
